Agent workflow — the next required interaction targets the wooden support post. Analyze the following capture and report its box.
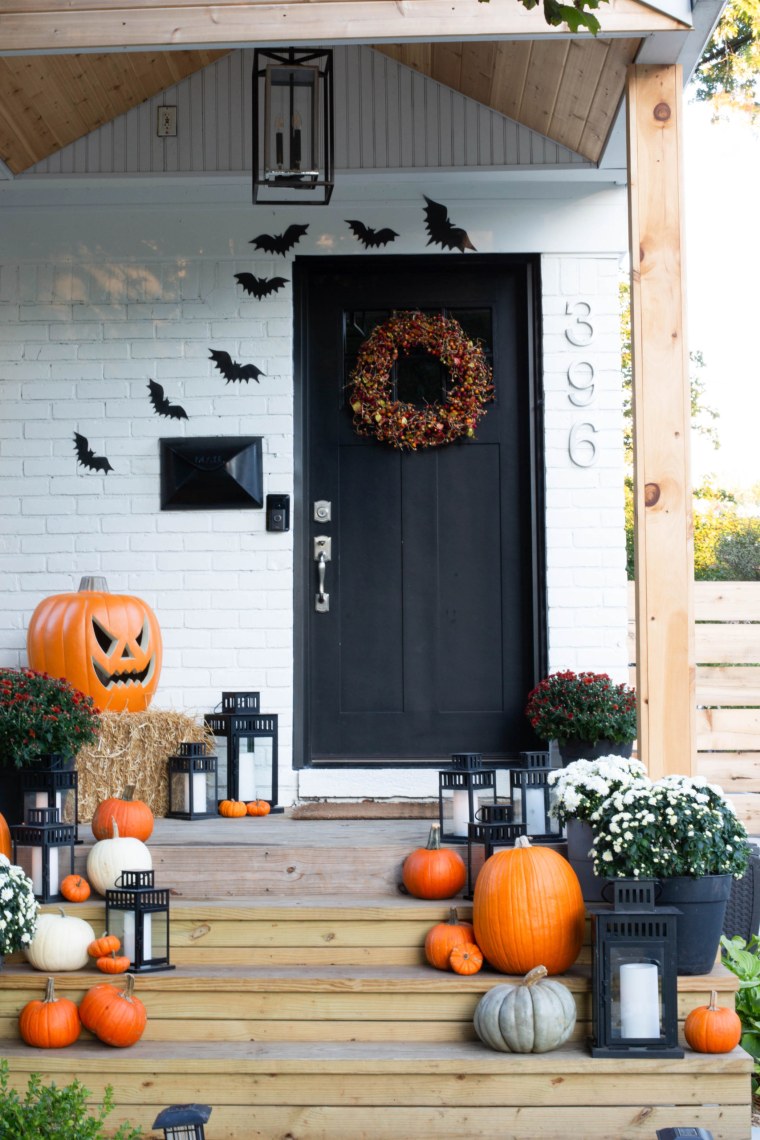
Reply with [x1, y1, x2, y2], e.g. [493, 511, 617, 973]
[627, 64, 695, 778]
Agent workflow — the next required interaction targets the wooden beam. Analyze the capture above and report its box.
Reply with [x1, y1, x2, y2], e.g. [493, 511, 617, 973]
[627, 64, 695, 778]
[0, 0, 690, 54]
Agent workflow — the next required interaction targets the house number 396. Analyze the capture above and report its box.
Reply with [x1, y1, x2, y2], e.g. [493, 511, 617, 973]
[564, 300, 598, 467]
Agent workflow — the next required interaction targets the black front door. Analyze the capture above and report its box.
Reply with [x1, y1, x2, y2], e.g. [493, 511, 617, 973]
[295, 255, 544, 766]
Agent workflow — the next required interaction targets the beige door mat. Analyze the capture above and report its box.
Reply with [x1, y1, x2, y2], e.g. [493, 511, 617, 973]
[290, 800, 439, 820]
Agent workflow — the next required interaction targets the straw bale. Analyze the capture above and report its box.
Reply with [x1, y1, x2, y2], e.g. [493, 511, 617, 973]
[75, 710, 214, 821]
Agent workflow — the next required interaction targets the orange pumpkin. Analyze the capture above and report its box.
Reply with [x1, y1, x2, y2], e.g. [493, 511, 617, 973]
[219, 800, 247, 818]
[0, 811, 11, 860]
[91, 785, 154, 842]
[88, 933, 121, 959]
[246, 800, 272, 817]
[401, 824, 466, 900]
[18, 976, 81, 1049]
[473, 836, 585, 976]
[424, 907, 476, 970]
[449, 942, 483, 976]
[78, 973, 147, 1047]
[96, 951, 131, 975]
[27, 576, 162, 713]
[684, 990, 742, 1053]
[60, 874, 91, 903]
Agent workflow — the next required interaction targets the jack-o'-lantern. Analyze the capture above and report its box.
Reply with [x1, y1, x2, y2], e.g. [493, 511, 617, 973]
[27, 576, 162, 713]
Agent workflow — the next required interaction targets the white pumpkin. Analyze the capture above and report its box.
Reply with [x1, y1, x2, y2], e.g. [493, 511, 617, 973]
[473, 965, 577, 1053]
[86, 820, 152, 896]
[24, 907, 95, 972]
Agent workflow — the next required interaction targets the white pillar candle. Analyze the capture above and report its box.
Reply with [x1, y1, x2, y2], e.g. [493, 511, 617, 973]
[620, 962, 660, 1038]
[34, 792, 62, 814]
[31, 846, 58, 896]
[181, 771, 207, 814]
[524, 787, 545, 835]
[237, 752, 256, 802]
[452, 790, 470, 836]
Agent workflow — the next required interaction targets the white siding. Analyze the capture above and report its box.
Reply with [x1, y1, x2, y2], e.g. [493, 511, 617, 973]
[27, 47, 588, 178]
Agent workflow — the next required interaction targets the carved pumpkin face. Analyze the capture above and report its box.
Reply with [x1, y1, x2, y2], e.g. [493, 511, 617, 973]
[27, 580, 162, 712]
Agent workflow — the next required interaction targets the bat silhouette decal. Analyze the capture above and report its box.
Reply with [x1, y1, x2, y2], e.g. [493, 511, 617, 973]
[73, 432, 113, 474]
[346, 220, 399, 249]
[209, 349, 265, 384]
[147, 379, 188, 420]
[249, 223, 309, 256]
[423, 196, 476, 253]
[235, 273, 288, 300]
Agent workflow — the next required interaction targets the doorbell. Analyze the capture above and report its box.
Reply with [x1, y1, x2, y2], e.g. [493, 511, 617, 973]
[266, 494, 290, 532]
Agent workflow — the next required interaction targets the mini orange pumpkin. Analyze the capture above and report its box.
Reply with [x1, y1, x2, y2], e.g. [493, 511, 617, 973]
[91, 785, 154, 842]
[18, 976, 81, 1049]
[424, 907, 476, 970]
[78, 973, 147, 1048]
[684, 990, 742, 1053]
[219, 800, 247, 818]
[96, 950, 131, 975]
[60, 874, 91, 903]
[88, 933, 121, 959]
[402, 824, 466, 900]
[246, 800, 272, 817]
[449, 942, 483, 976]
[0, 811, 12, 860]
[27, 576, 162, 713]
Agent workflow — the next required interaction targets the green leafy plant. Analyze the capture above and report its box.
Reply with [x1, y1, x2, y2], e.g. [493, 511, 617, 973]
[0, 1059, 142, 1140]
[0, 668, 100, 769]
[720, 934, 760, 1093]
[525, 670, 637, 745]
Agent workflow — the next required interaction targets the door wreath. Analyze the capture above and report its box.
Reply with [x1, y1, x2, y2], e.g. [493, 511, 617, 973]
[348, 311, 494, 450]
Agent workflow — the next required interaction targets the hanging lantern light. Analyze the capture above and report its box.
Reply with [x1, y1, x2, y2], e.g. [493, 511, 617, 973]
[253, 48, 334, 205]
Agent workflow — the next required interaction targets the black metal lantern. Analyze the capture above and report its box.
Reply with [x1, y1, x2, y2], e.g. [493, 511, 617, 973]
[153, 1103, 212, 1140]
[105, 869, 174, 973]
[204, 693, 281, 812]
[465, 802, 527, 898]
[438, 754, 496, 844]
[509, 752, 562, 841]
[11, 807, 75, 903]
[21, 766, 80, 843]
[589, 879, 683, 1058]
[167, 742, 218, 820]
[253, 47, 334, 205]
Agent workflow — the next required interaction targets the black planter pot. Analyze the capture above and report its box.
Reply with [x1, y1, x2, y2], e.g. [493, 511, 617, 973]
[557, 738, 634, 767]
[657, 874, 733, 975]
[565, 818, 611, 903]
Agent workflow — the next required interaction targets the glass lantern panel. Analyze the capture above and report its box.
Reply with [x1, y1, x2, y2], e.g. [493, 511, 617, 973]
[608, 946, 664, 1041]
[253, 736, 274, 802]
[266, 65, 318, 176]
[14, 842, 65, 897]
[170, 767, 208, 815]
[237, 738, 258, 802]
[211, 737, 229, 801]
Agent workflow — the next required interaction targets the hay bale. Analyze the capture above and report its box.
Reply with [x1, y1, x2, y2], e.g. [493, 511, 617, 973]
[75, 710, 214, 821]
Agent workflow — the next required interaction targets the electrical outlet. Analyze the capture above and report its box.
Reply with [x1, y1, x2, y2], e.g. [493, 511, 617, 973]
[157, 106, 177, 138]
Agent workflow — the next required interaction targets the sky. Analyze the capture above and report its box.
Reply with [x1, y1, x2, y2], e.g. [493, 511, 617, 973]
[683, 97, 760, 493]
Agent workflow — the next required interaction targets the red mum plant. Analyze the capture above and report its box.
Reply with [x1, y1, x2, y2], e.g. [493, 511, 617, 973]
[0, 668, 100, 769]
[524, 670, 637, 746]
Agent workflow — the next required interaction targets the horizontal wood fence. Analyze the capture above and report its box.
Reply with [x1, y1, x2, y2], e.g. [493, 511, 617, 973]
[628, 583, 760, 834]
[628, 582, 760, 833]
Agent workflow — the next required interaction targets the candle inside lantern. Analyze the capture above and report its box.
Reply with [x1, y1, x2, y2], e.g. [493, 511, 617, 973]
[31, 845, 58, 896]
[123, 912, 153, 964]
[620, 962, 660, 1038]
[237, 751, 256, 802]
[181, 770, 207, 814]
[291, 113, 302, 169]
[34, 791, 63, 815]
[452, 790, 470, 836]
[275, 115, 284, 168]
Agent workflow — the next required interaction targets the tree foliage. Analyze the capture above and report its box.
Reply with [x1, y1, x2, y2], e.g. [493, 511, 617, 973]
[691, 0, 760, 120]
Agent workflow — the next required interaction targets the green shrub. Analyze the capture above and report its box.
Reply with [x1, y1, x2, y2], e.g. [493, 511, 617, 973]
[0, 1059, 143, 1140]
[720, 934, 760, 1094]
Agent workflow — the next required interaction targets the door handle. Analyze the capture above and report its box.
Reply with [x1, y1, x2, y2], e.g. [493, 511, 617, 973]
[314, 535, 331, 612]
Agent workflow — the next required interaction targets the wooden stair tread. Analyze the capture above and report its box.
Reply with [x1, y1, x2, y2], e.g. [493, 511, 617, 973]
[0, 1037, 750, 1074]
[44, 895, 472, 919]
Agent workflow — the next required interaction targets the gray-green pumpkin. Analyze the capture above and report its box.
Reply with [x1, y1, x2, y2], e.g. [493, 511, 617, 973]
[473, 965, 576, 1052]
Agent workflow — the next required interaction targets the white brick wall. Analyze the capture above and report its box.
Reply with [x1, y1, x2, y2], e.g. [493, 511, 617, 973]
[0, 189, 628, 803]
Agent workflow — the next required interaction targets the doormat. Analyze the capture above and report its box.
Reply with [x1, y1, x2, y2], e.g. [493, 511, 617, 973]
[290, 800, 438, 820]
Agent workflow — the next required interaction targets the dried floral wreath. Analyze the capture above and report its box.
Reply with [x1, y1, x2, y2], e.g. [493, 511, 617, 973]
[348, 311, 494, 450]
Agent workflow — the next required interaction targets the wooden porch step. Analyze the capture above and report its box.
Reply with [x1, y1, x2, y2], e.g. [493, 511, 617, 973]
[0, 1038, 751, 1140]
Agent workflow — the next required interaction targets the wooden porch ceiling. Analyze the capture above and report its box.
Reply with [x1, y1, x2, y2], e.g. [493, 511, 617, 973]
[0, 0, 686, 175]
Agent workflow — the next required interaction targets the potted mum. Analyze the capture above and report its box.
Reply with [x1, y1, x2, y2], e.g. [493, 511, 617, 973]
[590, 774, 750, 974]
[524, 670, 637, 765]
[548, 756, 647, 901]
[0, 854, 38, 966]
[0, 668, 100, 823]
